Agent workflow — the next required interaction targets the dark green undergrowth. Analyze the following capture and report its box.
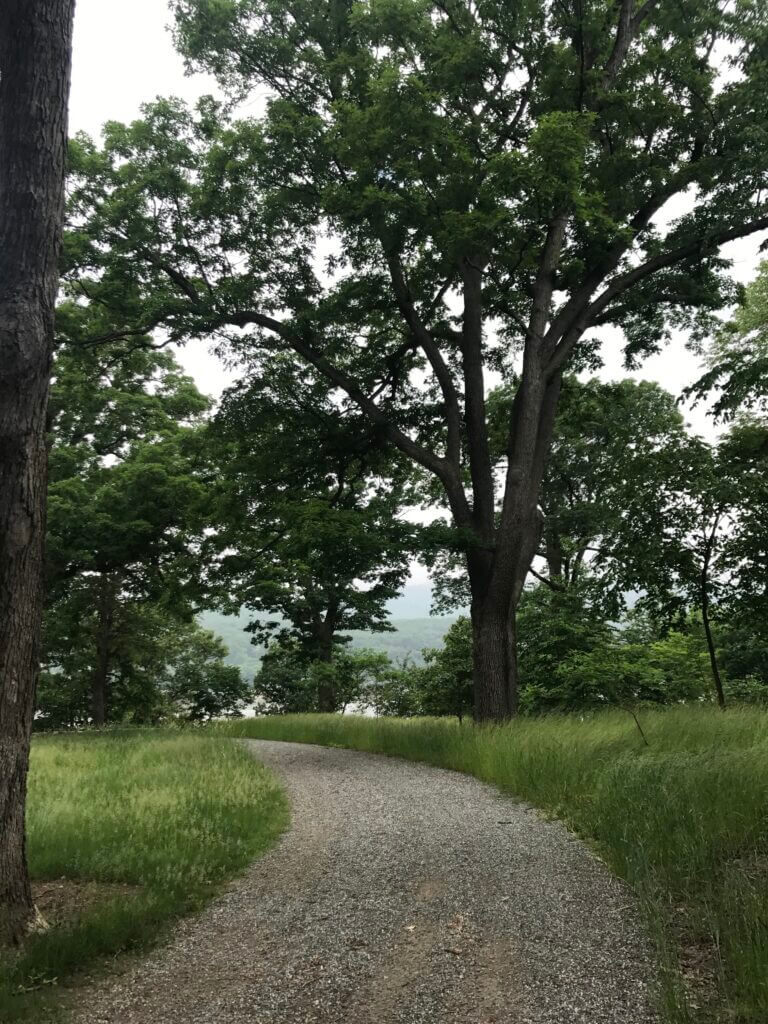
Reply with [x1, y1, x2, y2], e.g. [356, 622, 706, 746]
[222, 708, 768, 1023]
[0, 732, 288, 1022]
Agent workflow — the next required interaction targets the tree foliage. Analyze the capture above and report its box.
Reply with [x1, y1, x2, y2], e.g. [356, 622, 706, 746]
[38, 608, 250, 728]
[692, 260, 768, 419]
[204, 355, 415, 677]
[61, 0, 768, 718]
[44, 336, 213, 723]
[254, 642, 390, 713]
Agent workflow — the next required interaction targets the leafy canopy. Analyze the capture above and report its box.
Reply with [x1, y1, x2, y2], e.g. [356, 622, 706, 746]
[204, 353, 416, 656]
[64, 0, 768, 510]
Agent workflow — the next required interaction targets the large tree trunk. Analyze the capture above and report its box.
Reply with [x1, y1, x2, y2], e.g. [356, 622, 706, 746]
[471, 603, 513, 720]
[469, 534, 531, 723]
[468, 372, 562, 723]
[315, 619, 336, 713]
[467, 540, 522, 722]
[315, 658, 336, 714]
[0, 0, 75, 945]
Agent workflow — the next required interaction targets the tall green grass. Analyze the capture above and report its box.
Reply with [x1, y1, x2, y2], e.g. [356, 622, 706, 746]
[223, 708, 768, 1023]
[0, 732, 287, 1022]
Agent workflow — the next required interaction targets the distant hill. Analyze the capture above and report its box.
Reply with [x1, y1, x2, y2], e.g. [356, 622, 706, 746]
[347, 617, 457, 664]
[197, 609, 458, 679]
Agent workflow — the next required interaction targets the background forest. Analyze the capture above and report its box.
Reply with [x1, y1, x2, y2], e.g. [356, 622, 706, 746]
[41, 260, 768, 726]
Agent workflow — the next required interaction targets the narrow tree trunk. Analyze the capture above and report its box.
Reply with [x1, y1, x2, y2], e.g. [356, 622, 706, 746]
[701, 533, 726, 709]
[701, 601, 725, 709]
[90, 575, 115, 726]
[544, 524, 564, 582]
[0, 0, 75, 945]
[314, 604, 338, 713]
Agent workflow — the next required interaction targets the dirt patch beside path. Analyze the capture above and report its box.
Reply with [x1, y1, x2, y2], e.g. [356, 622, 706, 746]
[33, 880, 141, 929]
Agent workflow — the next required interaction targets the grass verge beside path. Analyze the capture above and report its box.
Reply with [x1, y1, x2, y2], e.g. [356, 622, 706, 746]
[223, 708, 768, 1024]
[0, 731, 288, 1022]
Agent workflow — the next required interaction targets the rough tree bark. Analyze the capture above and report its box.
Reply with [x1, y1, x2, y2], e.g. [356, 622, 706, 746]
[0, 0, 75, 945]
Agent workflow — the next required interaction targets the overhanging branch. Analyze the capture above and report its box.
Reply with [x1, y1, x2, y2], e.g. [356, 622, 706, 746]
[229, 308, 473, 524]
[383, 252, 463, 469]
[546, 212, 768, 377]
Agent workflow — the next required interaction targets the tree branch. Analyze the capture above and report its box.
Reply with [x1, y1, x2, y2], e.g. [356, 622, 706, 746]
[603, 0, 659, 88]
[459, 258, 495, 535]
[527, 213, 569, 348]
[383, 252, 463, 469]
[229, 308, 474, 524]
[528, 565, 566, 592]
[544, 173, 699, 351]
[546, 212, 768, 376]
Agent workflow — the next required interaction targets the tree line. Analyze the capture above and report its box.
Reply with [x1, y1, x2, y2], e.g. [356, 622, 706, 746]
[41, 268, 768, 722]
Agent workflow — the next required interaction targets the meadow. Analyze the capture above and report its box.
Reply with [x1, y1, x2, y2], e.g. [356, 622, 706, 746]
[224, 708, 768, 1023]
[0, 732, 287, 1022]
[8, 709, 767, 1024]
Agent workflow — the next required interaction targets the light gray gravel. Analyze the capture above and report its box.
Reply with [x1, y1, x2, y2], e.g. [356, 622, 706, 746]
[70, 739, 659, 1024]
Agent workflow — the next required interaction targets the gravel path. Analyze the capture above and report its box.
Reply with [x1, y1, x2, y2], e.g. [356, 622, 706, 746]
[72, 739, 658, 1024]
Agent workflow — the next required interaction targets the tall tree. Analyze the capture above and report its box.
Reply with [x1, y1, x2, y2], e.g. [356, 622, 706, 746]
[0, 0, 76, 945]
[537, 379, 691, 601]
[206, 358, 414, 710]
[639, 419, 768, 707]
[46, 341, 211, 724]
[65, 0, 768, 719]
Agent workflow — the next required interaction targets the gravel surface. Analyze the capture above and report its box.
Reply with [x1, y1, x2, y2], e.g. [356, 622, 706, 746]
[71, 739, 659, 1024]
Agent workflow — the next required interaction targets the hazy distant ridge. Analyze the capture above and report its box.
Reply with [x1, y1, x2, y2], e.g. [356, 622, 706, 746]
[197, 609, 457, 678]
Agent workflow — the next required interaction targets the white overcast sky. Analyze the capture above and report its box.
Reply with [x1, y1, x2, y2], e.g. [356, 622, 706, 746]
[69, 2, 766, 437]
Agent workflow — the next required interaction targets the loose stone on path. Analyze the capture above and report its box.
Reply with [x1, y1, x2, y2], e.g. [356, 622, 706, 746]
[69, 739, 658, 1024]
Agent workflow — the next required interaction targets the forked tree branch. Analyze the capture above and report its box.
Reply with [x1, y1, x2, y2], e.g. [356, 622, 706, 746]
[546, 212, 768, 376]
[383, 252, 463, 469]
[227, 308, 474, 525]
[603, 0, 659, 88]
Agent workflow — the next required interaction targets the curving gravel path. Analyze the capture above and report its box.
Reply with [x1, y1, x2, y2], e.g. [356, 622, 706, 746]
[72, 739, 658, 1024]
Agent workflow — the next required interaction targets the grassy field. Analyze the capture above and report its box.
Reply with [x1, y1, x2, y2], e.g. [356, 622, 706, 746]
[1, 732, 287, 1022]
[223, 708, 768, 1023]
